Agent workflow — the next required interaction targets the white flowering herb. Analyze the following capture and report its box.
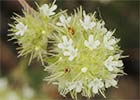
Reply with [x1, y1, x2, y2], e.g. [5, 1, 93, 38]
[39, 3, 57, 17]
[80, 11, 96, 30]
[10, 1, 126, 100]
[84, 34, 100, 50]
[15, 22, 27, 36]
[56, 15, 71, 28]
[104, 56, 124, 71]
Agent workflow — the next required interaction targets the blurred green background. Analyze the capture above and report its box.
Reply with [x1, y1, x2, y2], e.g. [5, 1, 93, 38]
[0, 0, 139, 100]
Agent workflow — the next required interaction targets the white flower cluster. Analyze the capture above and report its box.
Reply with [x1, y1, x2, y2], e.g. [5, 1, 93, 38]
[15, 3, 58, 36]
[66, 77, 118, 95]
[54, 10, 124, 97]
[11, 2, 125, 99]
[56, 11, 122, 71]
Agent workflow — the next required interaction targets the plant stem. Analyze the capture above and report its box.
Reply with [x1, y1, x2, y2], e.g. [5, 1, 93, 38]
[17, 0, 35, 14]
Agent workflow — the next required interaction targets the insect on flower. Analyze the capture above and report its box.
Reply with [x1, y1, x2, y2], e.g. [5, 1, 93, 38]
[64, 67, 71, 73]
[68, 27, 75, 35]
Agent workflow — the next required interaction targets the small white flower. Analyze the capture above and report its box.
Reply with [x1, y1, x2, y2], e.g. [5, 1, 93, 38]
[58, 36, 78, 61]
[103, 31, 118, 50]
[88, 78, 104, 94]
[64, 47, 78, 61]
[80, 11, 96, 30]
[57, 35, 73, 50]
[104, 56, 123, 71]
[84, 35, 100, 50]
[105, 74, 118, 88]
[0, 78, 8, 91]
[15, 22, 27, 36]
[96, 21, 107, 33]
[39, 4, 57, 17]
[81, 67, 88, 73]
[68, 81, 83, 93]
[56, 15, 71, 28]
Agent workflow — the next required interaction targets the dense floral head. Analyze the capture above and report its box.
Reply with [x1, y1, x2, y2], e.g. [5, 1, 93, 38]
[9, 1, 126, 100]
[45, 8, 125, 99]
[9, 2, 61, 65]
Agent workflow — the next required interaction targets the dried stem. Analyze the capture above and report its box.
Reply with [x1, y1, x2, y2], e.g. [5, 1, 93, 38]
[17, 0, 35, 14]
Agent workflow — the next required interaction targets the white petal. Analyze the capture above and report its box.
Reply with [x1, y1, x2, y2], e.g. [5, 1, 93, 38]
[95, 40, 100, 46]
[90, 22, 96, 28]
[116, 60, 124, 67]
[57, 43, 63, 49]
[81, 67, 88, 73]
[60, 15, 65, 23]
[50, 5, 57, 11]
[68, 56, 74, 61]
[89, 35, 94, 42]
[67, 17, 71, 23]
[69, 39, 73, 45]
[15, 31, 20, 35]
[107, 65, 114, 71]
[92, 86, 98, 94]
[76, 86, 82, 93]
[63, 51, 70, 56]
[84, 15, 90, 23]
[56, 22, 63, 26]
[84, 40, 89, 47]
[62, 36, 67, 43]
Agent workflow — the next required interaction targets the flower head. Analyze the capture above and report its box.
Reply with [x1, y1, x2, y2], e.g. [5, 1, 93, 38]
[15, 22, 27, 36]
[56, 15, 71, 28]
[80, 11, 96, 30]
[39, 4, 57, 17]
[88, 78, 104, 94]
[104, 56, 123, 71]
[84, 35, 100, 50]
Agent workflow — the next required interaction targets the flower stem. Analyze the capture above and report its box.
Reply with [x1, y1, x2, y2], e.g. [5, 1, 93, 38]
[17, 0, 35, 14]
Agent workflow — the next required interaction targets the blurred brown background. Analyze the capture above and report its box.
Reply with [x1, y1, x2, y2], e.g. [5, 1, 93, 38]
[0, 0, 139, 100]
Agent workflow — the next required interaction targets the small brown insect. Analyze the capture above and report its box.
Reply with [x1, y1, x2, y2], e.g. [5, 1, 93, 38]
[64, 67, 71, 73]
[68, 27, 75, 35]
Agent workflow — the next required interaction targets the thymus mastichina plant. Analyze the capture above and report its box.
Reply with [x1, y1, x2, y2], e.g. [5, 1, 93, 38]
[9, 1, 126, 100]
